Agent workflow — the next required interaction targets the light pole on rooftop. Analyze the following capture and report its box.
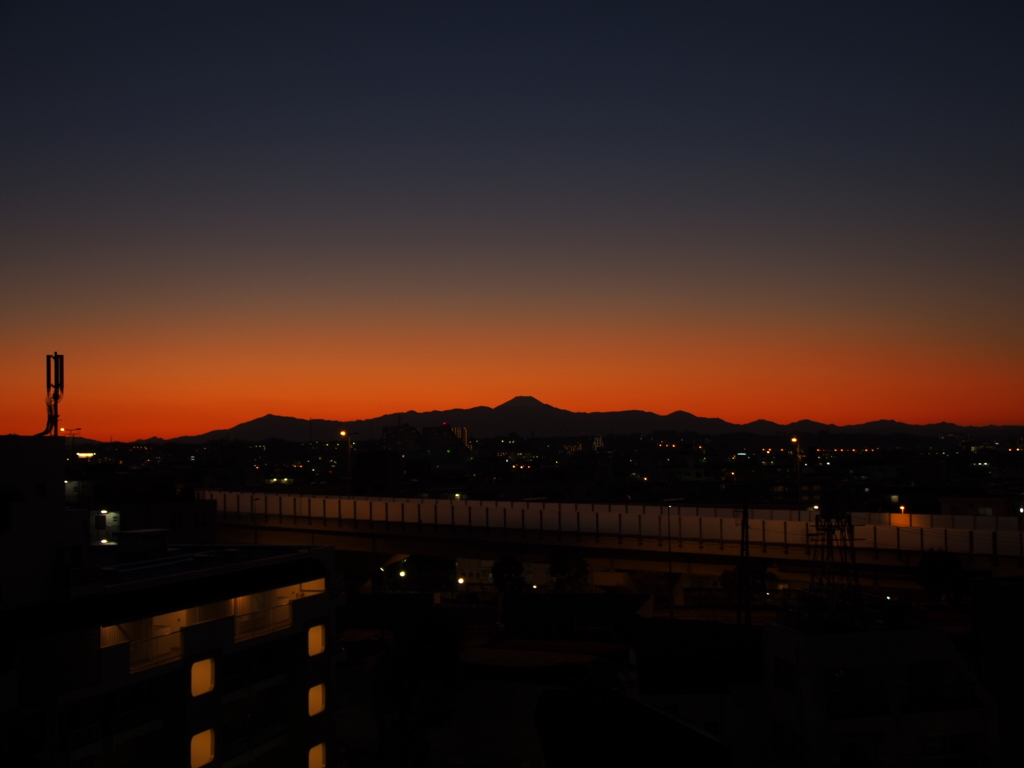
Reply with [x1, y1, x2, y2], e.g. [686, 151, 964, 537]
[340, 431, 355, 496]
[791, 437, 802, 508]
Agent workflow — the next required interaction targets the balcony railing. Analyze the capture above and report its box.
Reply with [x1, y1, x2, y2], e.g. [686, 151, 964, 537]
[129, 632, 184, 673]
[101, 579, 318, 673]
[234, 604, 292, 642]
[100, 624, 130, 648]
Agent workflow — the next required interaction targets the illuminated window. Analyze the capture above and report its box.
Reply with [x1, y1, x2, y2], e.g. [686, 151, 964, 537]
[190, 729, 214, 767]
[308, 743, 326, 768]
[308, 683, 326, 716]
[307, 625, 325, 657]
[191, 658, 215, 697]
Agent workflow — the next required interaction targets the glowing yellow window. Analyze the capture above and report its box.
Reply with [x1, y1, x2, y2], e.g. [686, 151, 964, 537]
[308, 743, 326, 768]
[191, 658, 215, 697]
[308, 683, 326, 716]
[190, 729, 214, 767]
[307, 625, 325, 657]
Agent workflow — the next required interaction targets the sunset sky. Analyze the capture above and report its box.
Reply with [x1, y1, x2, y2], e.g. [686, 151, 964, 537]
[2, 2, 1022, 441]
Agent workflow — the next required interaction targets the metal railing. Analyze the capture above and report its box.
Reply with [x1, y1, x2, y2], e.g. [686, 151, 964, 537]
[234, 604, 292, 642]
[129, 632, 184, 673]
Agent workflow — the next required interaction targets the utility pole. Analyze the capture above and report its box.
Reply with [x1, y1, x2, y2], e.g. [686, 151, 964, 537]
[791, 436, 802, 506]
[737, 476, 751, 626]
[61, 427, 82, 450]
[341, 431, 353, 496]
[667, 508, 674, 620]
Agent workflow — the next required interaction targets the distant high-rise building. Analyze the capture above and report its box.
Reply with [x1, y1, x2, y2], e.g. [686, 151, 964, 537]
[424, 424, 471, 451]
[383, 423, 421, 453]
[449, 426, 470, 448]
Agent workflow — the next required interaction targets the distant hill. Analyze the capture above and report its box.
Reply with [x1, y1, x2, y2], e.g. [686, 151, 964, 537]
[164, 396, 1024, 443]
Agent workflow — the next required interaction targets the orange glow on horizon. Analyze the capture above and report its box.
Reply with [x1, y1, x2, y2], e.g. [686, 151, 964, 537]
[3, 4, 1022, 444]
[2, 333, 1021, 442]
[3, 263, 1022, 441]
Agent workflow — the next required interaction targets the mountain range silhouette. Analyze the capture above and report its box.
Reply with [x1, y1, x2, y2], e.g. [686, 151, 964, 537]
[155, 397, 1021, 443]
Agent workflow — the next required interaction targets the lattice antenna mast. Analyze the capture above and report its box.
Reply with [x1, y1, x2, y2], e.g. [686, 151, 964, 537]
[808, 510, 862, 612]
[36, 352, 64, 437]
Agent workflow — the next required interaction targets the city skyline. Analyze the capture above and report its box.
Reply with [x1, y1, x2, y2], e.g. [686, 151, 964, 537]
[2, 3, 1022, 441]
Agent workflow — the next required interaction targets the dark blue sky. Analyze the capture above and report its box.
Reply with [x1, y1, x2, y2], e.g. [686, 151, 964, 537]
[6, 3, 1020, 212]
[2, 2, 1022, 437]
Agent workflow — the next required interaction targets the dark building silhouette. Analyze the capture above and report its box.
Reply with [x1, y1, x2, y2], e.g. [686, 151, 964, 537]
[7, 422, 1024, 766]
[423, 424, 471, 452]
[0, 437, 339, 767]
[765, 623, 997, 766]
[382, 423, 421, 453]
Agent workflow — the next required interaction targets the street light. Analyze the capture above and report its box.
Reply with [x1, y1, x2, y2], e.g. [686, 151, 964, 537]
[60, 426, 82, 449]
[340, 431, 354, 496]
[791, 437, 802, 506]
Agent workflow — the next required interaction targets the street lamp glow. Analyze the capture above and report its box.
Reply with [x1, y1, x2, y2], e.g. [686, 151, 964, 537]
[339, 431, 346, 437]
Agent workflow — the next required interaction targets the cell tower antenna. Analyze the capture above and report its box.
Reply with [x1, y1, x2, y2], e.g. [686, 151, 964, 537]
[36, 352, 64, 437]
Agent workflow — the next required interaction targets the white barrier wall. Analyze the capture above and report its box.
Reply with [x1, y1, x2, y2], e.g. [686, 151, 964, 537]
[199, 490, 1024, 555]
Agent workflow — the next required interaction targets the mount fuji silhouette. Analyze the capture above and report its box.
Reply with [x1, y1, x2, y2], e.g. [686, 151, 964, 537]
[162, 397, 1021, 443]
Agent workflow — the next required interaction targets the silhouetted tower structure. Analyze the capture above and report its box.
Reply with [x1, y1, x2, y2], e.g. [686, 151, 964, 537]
[36, 352, 64, 437]
[808, 510, 862, 613]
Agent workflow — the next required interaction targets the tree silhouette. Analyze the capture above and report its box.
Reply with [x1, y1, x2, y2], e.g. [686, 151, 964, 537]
[491, 554, 527, 594]
[549, 550, 590, 593]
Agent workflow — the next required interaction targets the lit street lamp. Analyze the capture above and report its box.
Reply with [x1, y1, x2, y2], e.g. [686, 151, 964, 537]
[60, 426, 82, 449]
[340, 431, 355, 496]
[791, 437, 802, 506]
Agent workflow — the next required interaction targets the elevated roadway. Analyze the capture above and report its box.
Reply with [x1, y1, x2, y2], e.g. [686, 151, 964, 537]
[203, 490, 1024, 585]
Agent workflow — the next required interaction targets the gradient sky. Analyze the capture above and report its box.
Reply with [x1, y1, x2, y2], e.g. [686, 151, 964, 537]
[2, 2, 1022, 440]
